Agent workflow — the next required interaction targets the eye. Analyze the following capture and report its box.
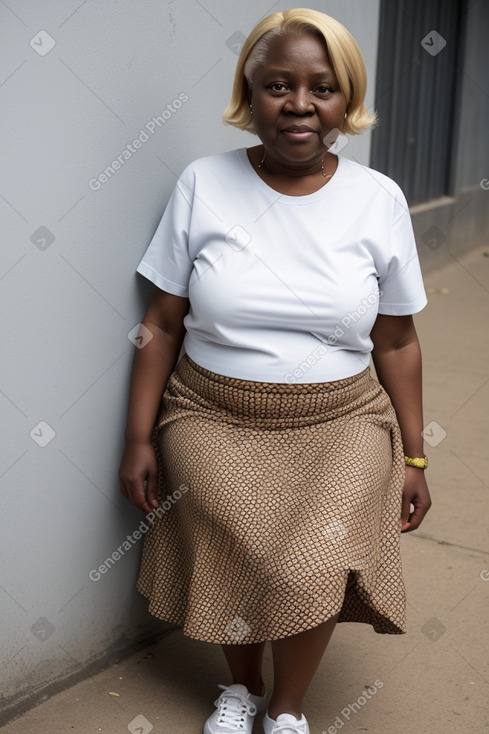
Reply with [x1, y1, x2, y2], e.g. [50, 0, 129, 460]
[269, 83, 289, 93]
[315, 85, 334, 95]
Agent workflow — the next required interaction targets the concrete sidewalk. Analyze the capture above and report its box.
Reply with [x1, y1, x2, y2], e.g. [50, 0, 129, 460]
[3, 247, 489, 734]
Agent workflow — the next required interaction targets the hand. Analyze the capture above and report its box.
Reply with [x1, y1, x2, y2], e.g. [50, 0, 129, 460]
[400, 465, 432, 532]
[119, 439, 159, 514]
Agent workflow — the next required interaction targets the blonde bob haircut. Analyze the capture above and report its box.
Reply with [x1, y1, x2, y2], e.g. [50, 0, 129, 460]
[223, 8, 377, 136]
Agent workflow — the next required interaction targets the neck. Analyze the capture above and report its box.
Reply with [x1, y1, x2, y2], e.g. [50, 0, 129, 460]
[258, 147, 329, 178]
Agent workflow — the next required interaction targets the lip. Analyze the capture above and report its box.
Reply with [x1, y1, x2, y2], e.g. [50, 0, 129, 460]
[282, 125, 316, 133]
[281, 125, 317, 141]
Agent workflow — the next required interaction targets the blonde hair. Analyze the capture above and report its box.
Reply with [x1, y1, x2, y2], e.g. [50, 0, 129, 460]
[223, 8, 377, 136]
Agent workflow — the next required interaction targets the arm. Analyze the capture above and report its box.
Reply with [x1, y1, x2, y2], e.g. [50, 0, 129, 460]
[371, 313, 432, 532]
[119, 287, 190, 513]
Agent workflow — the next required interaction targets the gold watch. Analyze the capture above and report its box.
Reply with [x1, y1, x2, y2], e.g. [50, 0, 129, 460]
[404, 455, 428, 470]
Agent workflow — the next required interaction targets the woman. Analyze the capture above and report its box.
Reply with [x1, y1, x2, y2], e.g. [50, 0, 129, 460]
[119, 8, 431, 734]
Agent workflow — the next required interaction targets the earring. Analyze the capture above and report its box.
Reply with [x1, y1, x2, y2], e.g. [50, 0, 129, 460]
[249, 104, 253, 115]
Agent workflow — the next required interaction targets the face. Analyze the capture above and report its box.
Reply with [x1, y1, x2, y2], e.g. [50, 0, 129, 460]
[250, 33, 347, 171]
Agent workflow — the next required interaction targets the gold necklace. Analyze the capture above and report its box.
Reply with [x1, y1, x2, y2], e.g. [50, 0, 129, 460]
[257, 148, 327, 177]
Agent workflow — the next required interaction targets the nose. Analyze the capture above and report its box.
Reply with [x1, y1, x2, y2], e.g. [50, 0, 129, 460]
[284, 88, 315, 115]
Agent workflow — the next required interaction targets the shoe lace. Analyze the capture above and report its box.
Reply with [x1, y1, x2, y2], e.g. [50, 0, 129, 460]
[214, 684, 257, 728]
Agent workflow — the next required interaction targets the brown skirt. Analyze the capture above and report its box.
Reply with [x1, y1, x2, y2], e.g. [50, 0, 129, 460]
[137, 353, 407, 643]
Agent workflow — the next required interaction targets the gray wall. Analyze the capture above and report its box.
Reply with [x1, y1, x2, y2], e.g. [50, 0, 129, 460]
[0, 0, 380, 715]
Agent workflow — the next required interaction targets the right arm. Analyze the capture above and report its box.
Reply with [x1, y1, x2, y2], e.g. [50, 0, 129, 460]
[119, 287, 190, 513]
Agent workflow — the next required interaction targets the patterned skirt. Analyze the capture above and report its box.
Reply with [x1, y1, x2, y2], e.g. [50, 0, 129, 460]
[136, 353, 407, 644]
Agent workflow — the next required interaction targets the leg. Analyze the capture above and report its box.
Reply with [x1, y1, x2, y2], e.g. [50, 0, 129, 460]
[267, 613, 340, 720]
[221, 641, 266, 695]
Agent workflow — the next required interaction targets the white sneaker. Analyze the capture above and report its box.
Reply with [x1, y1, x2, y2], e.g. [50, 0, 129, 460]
[203, 683, 267, 733]
[262, 712, 310, 733]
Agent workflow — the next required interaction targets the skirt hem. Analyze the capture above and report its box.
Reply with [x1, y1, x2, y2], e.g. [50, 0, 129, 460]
[137, 586, 406, 644]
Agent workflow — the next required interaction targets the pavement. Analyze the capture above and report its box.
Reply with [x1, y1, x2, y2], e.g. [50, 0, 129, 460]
[2, 246, 489, 733]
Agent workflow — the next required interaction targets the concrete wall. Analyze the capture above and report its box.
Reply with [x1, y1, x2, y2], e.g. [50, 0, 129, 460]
[0, 0, 380, 717]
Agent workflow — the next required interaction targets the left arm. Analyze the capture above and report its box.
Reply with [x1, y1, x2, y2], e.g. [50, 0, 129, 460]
[371, 314, 432, 532]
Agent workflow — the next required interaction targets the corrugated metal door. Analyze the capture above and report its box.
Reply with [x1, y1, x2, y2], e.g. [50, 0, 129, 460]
[370, 0, 464, 205]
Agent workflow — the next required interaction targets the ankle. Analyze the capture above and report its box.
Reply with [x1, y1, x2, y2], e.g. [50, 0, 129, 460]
[267, 701, 302, 721]
[235, 678, 265, 697]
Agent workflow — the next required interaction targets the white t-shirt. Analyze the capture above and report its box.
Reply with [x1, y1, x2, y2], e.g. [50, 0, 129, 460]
[137, 148, 427, 383]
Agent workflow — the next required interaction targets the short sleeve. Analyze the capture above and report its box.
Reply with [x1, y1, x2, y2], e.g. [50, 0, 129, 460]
[136, 179, 193, 297]
[377, 190, 428, 316]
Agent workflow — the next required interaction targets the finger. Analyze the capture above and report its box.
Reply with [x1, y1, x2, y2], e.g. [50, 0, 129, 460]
[405, 500, 430, 531]
[119, 477, 132, 502]
[400, 495, 412, 532]
[129, 482, 154, 514]
[146, 473, 160, 508]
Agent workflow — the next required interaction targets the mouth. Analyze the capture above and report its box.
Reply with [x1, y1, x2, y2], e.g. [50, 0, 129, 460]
[281, 126, 317, 142]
